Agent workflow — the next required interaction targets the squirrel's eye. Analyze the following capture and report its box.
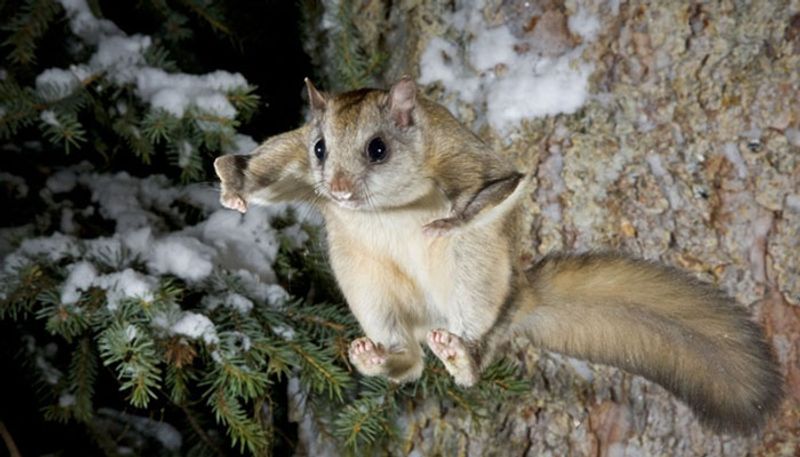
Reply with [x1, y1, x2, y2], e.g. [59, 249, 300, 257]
[366, 137, 388, 163]
[314, 139, 326, 161]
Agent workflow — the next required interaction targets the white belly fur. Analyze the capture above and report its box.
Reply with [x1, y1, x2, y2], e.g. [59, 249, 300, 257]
[323, 192, 462, 342]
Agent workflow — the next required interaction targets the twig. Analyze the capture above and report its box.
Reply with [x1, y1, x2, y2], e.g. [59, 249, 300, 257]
[0, 421, 22, 457]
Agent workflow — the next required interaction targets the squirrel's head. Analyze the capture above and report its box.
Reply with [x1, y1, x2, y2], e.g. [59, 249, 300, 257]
[305, 77, 432, 210]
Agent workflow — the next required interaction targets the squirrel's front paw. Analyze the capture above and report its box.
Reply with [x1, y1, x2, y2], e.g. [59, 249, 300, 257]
[220, 192, 247, 213]
[422, 217, 462, 237]
[348, 337, 388, 376]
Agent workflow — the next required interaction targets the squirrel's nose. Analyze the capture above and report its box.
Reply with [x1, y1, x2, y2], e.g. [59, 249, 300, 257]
[329, 171, 354, 200]
[331, 189, 353, 200]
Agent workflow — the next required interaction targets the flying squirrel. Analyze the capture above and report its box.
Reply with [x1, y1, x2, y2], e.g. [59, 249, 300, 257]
[214, 77, 783, 434]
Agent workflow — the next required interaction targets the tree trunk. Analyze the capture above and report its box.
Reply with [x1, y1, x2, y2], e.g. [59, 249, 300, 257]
[298, 1, 800, 455]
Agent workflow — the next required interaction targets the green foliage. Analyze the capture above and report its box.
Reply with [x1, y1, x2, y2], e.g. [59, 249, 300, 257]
[328, 1, 387, 90]
[68, 338, 99, 422]
[0, 0, 258, 181]
[208, 389, 269, 454]
[39, 110, 88, 154]
[98, 321, 163, 408]
[300, 0, 388, 91]
[1, 0, 61, 66]
[0, 79, 39, 139]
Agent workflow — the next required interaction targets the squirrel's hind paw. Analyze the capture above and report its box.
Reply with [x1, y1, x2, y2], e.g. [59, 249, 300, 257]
[427, 329, 478, 387]
[348, 337, 388, 376]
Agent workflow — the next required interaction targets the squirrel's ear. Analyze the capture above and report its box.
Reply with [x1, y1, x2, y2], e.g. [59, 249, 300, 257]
[388, 76, 416, 128]
[305, 78, 327, 115]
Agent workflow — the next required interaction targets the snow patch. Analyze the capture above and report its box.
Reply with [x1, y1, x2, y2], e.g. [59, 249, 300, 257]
[418, 0, 604, 134]
[485, 49, 591, 130]
[47, 169, 78, 194]
[92, 269, 158, 310]
[45, 0, 250, 123]
[148, 236, 214, 281]
[61, 261, 99, 304]
[89, 35, 151, 84]
[226, 134, 259, 155]
[57, 0, 122, 44]
[40, 110, 61, 127]
[136, 69, 247, 118]
[203, 292, 254, 314]
[124, 324, 139, 342]
[568, 7, 601, 41]
[19, 233, 80, 262]
[3, 167, 318, 368]
[56, 259, 158, 310]
[36, 68, 81, 101]
[469, 26, 518, 71]
[226, 293, 254, 313]
[172, 312, 219, 345]
[195, 93, 237, 119]
[271, 324, 296, 341]
[59, 393, 77, 407]
[0, 172, 29, 197]
[177, 141, 193, 168]
[97, 408, 182, 451]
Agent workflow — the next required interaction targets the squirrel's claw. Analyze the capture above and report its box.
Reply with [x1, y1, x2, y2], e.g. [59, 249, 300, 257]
[422, 217, 462, 237]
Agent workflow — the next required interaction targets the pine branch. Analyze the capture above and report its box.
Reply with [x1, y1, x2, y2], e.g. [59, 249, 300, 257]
[36, 290, 91, 342]
[329, 1, 387, 91]
[176, 0, 232, 36]
[333, 395, 394, 452]
[113, 117, 155, 164]
[203, 356, 269, 402]
[68, 337, 98, 422]
[0, 263, 54, 319]
[142, 43, 180, 72]
[39, 109, 88, 154]
[226, 86, 260, 122]
[0, 80, 39, 139]
[165, 364, 194, 404]
[478, 358, 531, 399]
[288, 339, 352, 402]
[279, 300, 357, 341]
[1, 0, 61, 66]
[160, 12, 194, 44]
[141, 109, 181, 144]
[257, 338, 297, 378]
[98, 322, 162, 408]
[208, 388, 269, 455]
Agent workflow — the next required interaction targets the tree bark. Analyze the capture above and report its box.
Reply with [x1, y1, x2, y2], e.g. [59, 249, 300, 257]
[300, 1, 800, 455]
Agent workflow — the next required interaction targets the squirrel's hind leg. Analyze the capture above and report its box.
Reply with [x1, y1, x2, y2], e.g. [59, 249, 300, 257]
[348, 337, 424, 384]
[427, 329, 479, 387]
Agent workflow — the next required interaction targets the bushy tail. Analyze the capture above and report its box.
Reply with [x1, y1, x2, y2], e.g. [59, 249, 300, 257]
[517, 253, 783, 433]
